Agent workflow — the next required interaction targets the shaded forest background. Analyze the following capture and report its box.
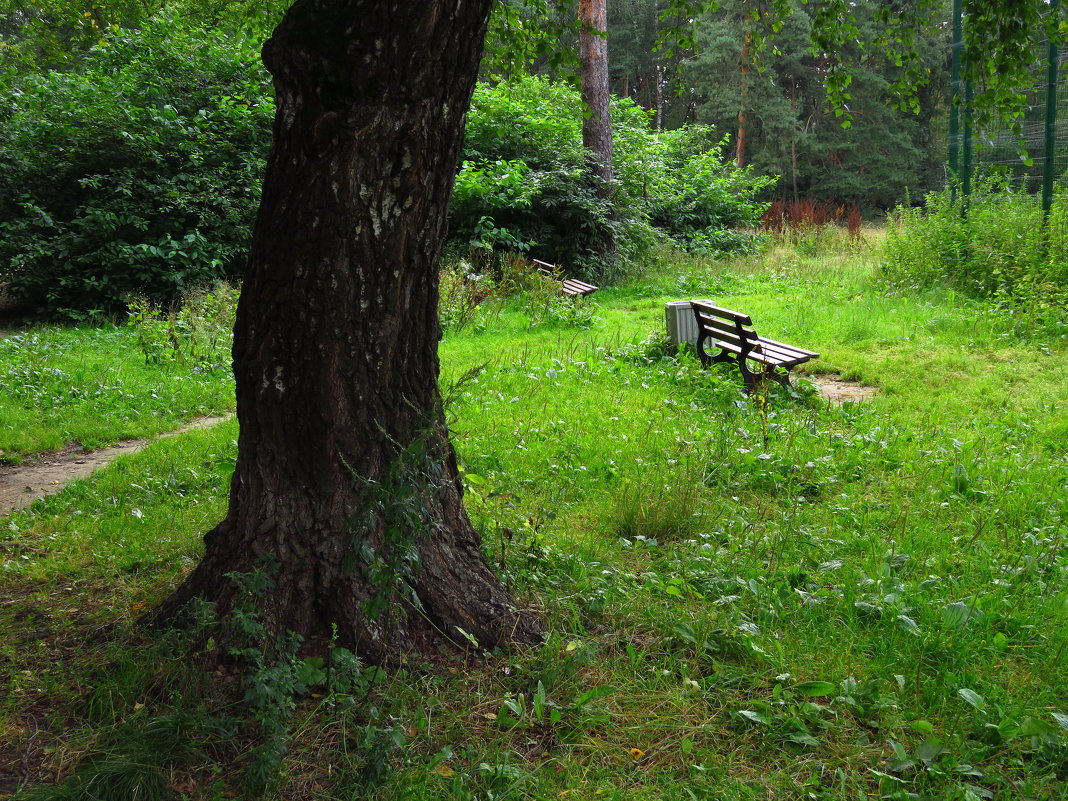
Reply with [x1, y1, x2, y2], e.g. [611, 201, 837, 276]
[0, 0, 1059, 316]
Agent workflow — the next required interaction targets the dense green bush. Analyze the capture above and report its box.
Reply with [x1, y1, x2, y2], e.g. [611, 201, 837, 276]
[0, 16, 273, 317]
[0, 41, 769, 315]
[638, 124, 774, 244]
[455, 76, 623, 274]
[454, 76, 769, 276]
[884, 183, 1068, 317]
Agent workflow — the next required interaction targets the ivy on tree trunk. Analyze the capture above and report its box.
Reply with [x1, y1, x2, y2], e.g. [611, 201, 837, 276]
[151, 0, 542, 663]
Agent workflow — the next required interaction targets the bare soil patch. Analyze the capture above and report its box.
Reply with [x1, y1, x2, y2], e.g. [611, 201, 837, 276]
[0, 415, 231, 516]
[812, 376, 880, 404]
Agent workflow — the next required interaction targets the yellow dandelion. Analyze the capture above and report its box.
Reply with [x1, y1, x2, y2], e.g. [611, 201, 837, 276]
[629, 747, 644, 761]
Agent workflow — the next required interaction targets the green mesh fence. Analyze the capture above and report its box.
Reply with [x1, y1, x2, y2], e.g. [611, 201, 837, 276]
[949, 35, 1064, 196]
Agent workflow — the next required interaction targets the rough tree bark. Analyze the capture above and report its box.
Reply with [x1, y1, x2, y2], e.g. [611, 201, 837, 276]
[736, 30, 752, 169]
[152, 0, 542, 663]
[578, 0, 616, 255]
[578, 0, 613, 184]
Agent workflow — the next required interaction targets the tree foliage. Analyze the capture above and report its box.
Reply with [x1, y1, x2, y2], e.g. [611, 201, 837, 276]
[690, 0, 945, 208]
[0, 0, 281, 71]
[0, 15, 273, 316]
[453, 75, 770, 270]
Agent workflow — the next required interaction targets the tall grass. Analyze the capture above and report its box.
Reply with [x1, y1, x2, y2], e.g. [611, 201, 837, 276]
[884, 183, 1068, 322]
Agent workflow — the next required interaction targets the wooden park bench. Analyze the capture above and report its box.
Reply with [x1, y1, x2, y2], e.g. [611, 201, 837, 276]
[532, 259, 599, 297]
[690, 300, 819, 392]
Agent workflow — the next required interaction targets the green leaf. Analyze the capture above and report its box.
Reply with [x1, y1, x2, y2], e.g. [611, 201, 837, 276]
[737, 709, 772, 726]
[297, 657, 327, 688]
[672, 623, 698, 645]
[895, 615, 921, 636]
[957, 688, 986, 712]
[793, 680, 836, 697]
[533, 680, 546, 718]
[786, 731, 820, 747]
[943, 602, 971, 629]
[1018, 716, 1058, 737]
[573, 685, 616, 709]
[1053, 713, 1068, 731]
[914, 739, 947, 766]
[454, 626, 480, 648]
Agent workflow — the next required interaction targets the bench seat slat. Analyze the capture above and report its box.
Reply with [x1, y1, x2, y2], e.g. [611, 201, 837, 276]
[712, 339, 808, 368]
[535, 259, 599, 296]
[561, 279, 598, 296]
[755, 335, 820, 359]
[754, 338, 818, 363]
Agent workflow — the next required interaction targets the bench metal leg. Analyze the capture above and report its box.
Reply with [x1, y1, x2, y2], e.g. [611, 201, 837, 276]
[766, 369, 793, 391]
[740, 361, 760, 393]
[696, 340, 734, 369]
[746, 365, 793, 394]
[700, 343, 794, 394]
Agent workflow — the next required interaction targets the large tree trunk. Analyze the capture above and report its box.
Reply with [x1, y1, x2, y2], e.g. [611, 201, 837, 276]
[152, 0, 542, 663]
[578, 0, 616, 255]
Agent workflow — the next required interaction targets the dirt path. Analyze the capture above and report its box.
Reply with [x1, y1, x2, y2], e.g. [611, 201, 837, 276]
[0, 415, 231, 516]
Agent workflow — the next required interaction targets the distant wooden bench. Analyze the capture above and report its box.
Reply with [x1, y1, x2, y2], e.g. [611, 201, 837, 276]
[532, 259, 598, 297]
[690, 300, 819, 392]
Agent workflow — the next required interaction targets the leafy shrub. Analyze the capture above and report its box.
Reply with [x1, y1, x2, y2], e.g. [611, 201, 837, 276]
[640, 125, 773, 250]
[454, 76, 766, 275]
[884, 182, 1068, 316]
[0, 15, 273, 317]
[438, 261, 498, 333]
[126, 281, 239, 372]
[456, 77, 619, 274]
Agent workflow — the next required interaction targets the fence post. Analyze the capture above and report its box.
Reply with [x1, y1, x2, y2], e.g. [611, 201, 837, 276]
[949, 0, 962, 196]
[1043, 0, 1061, 217]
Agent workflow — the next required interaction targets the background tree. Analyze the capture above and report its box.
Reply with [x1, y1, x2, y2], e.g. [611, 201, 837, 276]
[608, 0, 695, 128]
[578, 0, 616, 255]
[152, 0, 542, 662]
[690, 0, 946, 208]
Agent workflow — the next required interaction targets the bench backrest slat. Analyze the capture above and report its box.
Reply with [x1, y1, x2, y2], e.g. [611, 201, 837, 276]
[691, 301, 752, 326]
[694, 312, 757, 341]
[691, 302, 759, 352]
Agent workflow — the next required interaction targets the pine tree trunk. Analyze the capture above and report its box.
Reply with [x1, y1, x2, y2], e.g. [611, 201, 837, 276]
[791, 80, 800, 203]
[578, 0, 616, 257]
[737, 30, 751, 169]
[578, 0, 613, 186]
[151, 0, 542, 663]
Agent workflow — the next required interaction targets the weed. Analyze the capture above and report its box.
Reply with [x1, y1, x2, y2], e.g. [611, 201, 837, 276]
[126, 281, 238, 372]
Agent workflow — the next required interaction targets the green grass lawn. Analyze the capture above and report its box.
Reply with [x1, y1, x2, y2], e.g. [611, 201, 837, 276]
[0, 325, 235, 460]
[1, 234, 1066, 800]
